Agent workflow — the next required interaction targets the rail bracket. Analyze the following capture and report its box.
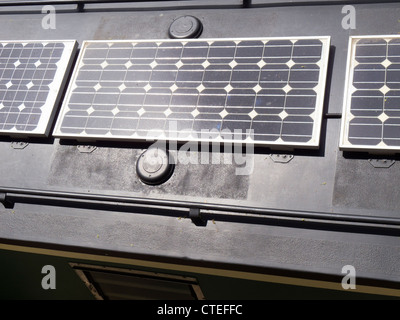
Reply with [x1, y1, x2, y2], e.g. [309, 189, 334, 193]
[0, 193, 14, 209]
[189, 208, 207, 227]
[77, 3, 85, 11]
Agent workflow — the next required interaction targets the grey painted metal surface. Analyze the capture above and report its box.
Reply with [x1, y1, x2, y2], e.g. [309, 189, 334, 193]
[0, 1, 399, 288]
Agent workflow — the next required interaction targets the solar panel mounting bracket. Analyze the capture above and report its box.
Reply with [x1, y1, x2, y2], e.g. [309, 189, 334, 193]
[11, 141, 29, 150]
[270, 154, 294, 163]
[77, 145, 97, 153]
[368, 159, 395, 169]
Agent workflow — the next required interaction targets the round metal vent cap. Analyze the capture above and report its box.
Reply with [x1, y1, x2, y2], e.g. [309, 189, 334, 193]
[136, 148, 174, 185]
[168, 15, 203, 39]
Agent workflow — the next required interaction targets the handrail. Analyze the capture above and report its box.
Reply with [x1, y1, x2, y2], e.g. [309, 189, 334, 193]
[0, 0, 252, 8]
[0, 0, 398, 11]
[1, 186, 400, 229]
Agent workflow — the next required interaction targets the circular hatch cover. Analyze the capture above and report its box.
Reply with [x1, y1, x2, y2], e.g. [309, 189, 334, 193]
[136, 148, 174, 185]
[168, 15, 203, 39]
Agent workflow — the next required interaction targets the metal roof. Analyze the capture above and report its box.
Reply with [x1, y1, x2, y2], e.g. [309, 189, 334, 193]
[0, 0, 399, 297]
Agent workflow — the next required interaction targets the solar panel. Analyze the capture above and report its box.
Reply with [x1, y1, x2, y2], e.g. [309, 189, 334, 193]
[53, 37, 330, 148]
[0, 40, 77, 137]
[340, 35, 400, 153]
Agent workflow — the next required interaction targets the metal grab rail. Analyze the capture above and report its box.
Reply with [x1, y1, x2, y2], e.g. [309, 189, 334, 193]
[1, 0, 400, 9]
[0, 0, 252, 8]
[1, 186, 400, 229]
